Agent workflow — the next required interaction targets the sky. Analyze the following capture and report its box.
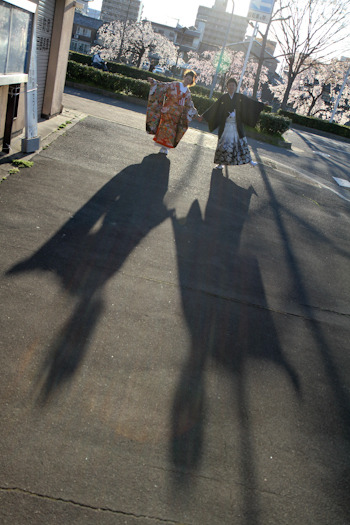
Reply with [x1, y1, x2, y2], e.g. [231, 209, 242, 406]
[87, 0, 349, 59]
[88, 0, 249, 26]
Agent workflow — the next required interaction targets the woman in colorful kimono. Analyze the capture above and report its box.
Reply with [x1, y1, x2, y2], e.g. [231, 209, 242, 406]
[146, 69, 199, 155]
[201, 77, 265, 169]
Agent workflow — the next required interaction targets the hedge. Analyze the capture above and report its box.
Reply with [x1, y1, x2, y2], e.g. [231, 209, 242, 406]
[278, 109, 350, 139]
[258, 113, 291, 136]
[66, 61, 150, 99]
[68, 51, 220, 98]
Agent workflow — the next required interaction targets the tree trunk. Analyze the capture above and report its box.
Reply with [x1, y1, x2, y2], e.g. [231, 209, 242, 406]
[253, 17, 272, 99]
[136, 48, 145, 68]
[281, 74, 295, 110]
[307, 95, 317, 116]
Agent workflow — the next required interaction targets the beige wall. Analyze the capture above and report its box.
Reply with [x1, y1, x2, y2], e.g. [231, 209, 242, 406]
[0, 86, 9, 139]
[12, 85, 26, 135]
[42, 0, 75, 118]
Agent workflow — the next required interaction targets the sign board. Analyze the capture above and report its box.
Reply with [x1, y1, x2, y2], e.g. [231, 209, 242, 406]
[248, 0, 275, 23]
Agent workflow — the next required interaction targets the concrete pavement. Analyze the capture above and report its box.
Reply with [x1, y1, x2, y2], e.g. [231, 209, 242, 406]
[1, 92, 350, 524]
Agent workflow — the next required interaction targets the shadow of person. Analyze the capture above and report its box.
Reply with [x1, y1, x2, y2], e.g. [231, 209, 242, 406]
[6, 154, 171, 403]
[170, 170, 300, 482]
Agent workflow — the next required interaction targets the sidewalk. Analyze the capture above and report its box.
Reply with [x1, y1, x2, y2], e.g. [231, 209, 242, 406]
[0, 107, 86, 177]
[1, 96, 350, 524]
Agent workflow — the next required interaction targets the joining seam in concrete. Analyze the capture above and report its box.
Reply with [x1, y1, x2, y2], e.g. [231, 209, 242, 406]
[120, 270, 350, 322]
[0, 486, 189, 524]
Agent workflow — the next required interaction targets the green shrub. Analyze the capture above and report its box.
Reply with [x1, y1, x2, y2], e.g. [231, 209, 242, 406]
[66, 61, 150, 98]
[68, 51, 92, 65]
[67, 52, 222, 96]
[66, 61, 218, 105]
[278, 109, 350, 138]
[258, 112, 291, 135]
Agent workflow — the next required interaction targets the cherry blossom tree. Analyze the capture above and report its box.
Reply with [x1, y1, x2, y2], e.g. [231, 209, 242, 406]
[92, 20, 178, 68]
[272, 0, 350, 109]
[187, 49, 268, 95]
[125, 21, 177, 68]
[272, 58, 350, 124]
[92, 20, 126, 62]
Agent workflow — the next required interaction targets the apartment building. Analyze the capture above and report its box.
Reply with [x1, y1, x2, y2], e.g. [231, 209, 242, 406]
[70, 12, 104, 54]
[195, 0, 248, 52]
[100, 0, 143, 24]
[150, 22, 201, 53]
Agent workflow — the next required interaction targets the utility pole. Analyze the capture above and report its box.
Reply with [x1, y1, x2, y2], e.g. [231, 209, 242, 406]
[237, 22, 259, 93]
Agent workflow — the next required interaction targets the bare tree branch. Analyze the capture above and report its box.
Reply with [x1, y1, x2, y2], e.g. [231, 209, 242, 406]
[272, 0, 350, 109]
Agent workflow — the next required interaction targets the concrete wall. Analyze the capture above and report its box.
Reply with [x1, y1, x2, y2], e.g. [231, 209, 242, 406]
[1, 0, 75, 146]
[42, 0, 76, 118]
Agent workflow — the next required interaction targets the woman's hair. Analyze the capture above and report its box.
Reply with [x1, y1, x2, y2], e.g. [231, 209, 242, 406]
[226, 77, 237, 87]
[183, 69, 197, 87]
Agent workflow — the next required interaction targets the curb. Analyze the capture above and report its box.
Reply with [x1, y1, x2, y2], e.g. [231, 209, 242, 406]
[0, 108, 86, 180]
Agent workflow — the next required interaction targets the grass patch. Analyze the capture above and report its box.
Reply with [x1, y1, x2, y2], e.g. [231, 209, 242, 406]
[12, 159, 34, 168]
[245, 125, 289, 147]
[57, 120, 72, 129]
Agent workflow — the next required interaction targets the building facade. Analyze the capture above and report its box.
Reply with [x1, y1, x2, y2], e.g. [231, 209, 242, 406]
[150, 22, 201, 53]
[1, 0, 76, 153]
[100, 0, 143, 24]
[195, 0, 248, 52]
[70, 12, 104, 55]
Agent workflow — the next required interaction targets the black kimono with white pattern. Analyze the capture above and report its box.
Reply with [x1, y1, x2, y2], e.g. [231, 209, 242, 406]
[202, 93, 265, 165]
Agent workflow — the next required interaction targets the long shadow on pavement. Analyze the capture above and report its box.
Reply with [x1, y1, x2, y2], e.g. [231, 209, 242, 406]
[6, 153, 171, 404]
[170, 170, 300, 523]
[252, 146, 350, 522]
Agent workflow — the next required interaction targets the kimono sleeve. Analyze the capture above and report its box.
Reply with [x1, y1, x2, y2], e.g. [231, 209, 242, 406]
[236, 94, 265, 128]
[146, 81, 169, 135]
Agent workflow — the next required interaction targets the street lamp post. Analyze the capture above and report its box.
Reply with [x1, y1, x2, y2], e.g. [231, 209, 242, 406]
[330, 64, 350, 123]
[236, 22, 259, 93]
[209, 0, 235, 98]
[175, 27, 188, 68]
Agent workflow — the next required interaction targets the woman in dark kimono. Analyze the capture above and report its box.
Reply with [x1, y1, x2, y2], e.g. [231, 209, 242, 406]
[201, 77, 265, 169]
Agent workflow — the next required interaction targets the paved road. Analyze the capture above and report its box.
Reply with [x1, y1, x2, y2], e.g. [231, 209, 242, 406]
[1, 94, 350, 524]
[63, 86, 350, 203]
[281, 126, 350, 185]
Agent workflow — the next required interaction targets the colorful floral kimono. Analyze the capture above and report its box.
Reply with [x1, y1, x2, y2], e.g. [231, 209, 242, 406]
[146, 81, 198, 148]
[202, 93, 265, 166]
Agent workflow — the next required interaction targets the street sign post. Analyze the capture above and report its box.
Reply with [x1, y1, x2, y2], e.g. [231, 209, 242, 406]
[248, 0, 275, 23]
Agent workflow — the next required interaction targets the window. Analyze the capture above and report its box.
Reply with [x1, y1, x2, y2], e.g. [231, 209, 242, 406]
[77, 26, 92, 37]
[0, 0, 36, 77]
